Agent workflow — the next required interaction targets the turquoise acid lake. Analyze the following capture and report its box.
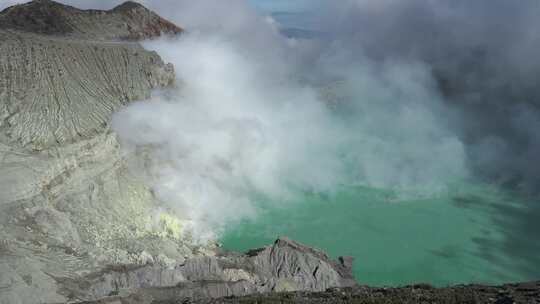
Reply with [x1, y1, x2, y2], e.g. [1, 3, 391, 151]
[221, 184, 540, 286]
[225, 2, 540, 288]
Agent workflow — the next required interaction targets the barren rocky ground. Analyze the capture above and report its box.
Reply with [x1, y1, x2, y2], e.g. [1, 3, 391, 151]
[184, 281, 540, 304]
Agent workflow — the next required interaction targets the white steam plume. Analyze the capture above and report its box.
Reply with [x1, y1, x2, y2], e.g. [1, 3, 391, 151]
[111, 0, 468, 241]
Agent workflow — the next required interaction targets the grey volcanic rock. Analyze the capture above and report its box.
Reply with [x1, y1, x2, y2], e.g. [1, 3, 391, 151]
[248, 237, 356, 292]
[0, 0, 182, 40]
[63, 237, 356, 303]
[0, 29, 174, 149]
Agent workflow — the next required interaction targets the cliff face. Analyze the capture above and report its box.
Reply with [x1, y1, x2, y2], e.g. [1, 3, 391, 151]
[0, 2, 357, 304]
[0, 30, 174, 149]
[0, 0, 181, 150]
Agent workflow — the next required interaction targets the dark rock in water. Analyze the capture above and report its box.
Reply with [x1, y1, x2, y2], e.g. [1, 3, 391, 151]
[339, 256, 355, 270]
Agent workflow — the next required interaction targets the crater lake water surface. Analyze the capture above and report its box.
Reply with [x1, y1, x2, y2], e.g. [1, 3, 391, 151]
[221, 184, 540, 286]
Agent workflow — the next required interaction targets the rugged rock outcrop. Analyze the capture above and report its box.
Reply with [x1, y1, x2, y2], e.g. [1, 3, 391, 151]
[65, 237, 355, 303]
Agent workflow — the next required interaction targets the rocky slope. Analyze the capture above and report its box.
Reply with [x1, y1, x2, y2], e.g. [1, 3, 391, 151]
[0, 28, 176, 277]
[0, 29, 174, 149]
[0, 1, 186, 303]
[0, 2, 357, 304]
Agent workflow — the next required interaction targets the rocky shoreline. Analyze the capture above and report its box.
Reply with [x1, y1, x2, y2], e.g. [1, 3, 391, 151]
[184, 281, 540, 304]
[58, 237, 356, 302]
[83, 281, 540, 304]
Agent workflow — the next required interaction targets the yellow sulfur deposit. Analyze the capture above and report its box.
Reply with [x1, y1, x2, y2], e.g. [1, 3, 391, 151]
[157, 212, 183, 239]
